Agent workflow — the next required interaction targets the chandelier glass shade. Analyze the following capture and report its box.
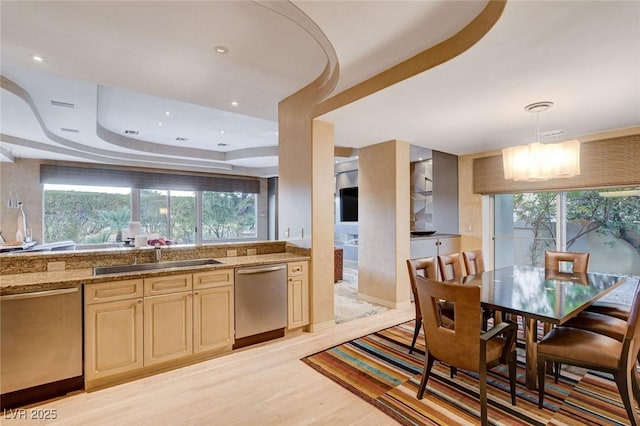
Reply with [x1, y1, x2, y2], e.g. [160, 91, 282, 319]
[502, 102, 581, 181]
[502, 139, 581, 181]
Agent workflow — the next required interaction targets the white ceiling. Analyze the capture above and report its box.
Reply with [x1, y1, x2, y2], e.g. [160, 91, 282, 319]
[1, 1, 639, 177]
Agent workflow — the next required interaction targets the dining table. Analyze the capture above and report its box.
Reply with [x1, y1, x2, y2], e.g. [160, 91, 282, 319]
[447, 265, 628, 389]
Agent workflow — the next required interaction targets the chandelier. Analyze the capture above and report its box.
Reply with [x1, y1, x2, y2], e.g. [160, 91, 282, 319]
[502, 102, 581, 181]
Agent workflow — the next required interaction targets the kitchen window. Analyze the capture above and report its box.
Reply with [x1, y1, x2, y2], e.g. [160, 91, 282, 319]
[494, 187, 640, 274]
[44, 185, 257, 245]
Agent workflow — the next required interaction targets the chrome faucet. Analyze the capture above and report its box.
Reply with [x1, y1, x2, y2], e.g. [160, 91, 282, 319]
[154, 244, 162, 263]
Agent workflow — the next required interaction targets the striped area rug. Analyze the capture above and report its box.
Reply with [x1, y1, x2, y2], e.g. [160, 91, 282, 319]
[302, 321, 636, 425]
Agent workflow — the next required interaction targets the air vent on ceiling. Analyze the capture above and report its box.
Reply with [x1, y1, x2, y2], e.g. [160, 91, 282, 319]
[124, 130, 139, 135]
[217, 142, 228, 147]
[540, 129, 564, 137]
[60, 128, 79, 133]
[176, 137, 189, 142]
[50, 100, 75, 109]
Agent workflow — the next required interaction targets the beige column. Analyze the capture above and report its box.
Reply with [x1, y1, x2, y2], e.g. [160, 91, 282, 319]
[357, 140, 411, 309]
[278, 90, 336, 331]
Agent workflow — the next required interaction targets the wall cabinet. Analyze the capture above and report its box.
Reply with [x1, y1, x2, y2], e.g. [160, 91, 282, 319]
[287, 261, 309, 329]
[84, 279, 144, 381]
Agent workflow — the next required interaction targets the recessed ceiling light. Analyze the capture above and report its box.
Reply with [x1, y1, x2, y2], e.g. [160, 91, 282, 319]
[220, 130, 225, 135]
[164, 111, 171, 116]
[32, 55, 44, 62]
[231, 101, 239, 107]
[214, 45, 229, 54]
[217, 142, 228, 147]
[176, 137, 188, 142]
[50, 100, 75, 109]
[158, 122, 163, 126]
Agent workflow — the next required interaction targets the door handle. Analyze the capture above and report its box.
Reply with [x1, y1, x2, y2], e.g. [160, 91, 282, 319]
[236, 265, 286, 275]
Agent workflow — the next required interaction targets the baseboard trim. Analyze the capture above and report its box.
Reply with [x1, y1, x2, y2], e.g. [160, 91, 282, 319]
[358, 293, 412, 310]
[308, 319, 335, 332]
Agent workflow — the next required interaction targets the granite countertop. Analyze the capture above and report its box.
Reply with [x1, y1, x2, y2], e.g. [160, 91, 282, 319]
[0, 252, 309, 295]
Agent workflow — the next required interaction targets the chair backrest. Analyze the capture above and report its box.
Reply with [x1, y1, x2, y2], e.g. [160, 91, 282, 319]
[438, 253, 465, 280]
[622, 278, 640, 365]
[407, 257, 438, 311]
[463, 250, 485, 275]
[415, 275, 482, 372]
[544, 250, 590, 273]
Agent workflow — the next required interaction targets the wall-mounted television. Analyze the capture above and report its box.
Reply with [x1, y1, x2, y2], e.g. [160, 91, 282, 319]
[340, 187, 358, 222]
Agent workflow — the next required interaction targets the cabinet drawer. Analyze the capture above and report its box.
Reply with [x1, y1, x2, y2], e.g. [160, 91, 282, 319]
[144, 274, 193, 296]
[85, 279, 143, 304]
[193, 269, 234, 290]
[288, 262, 306, 277]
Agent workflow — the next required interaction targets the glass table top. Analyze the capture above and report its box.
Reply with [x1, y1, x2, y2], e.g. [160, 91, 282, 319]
[452, 266, 627, 324]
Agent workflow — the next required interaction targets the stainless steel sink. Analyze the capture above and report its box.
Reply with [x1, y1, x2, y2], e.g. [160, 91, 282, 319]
[93, 258, 223, 276]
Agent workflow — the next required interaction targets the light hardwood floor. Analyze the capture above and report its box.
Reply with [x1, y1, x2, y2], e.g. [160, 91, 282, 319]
[7, 306, 414, 425]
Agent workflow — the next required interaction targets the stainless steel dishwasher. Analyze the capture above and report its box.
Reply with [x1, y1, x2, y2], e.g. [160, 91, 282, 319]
[234, 264, 287, 348]
[1, 287, 83, 409]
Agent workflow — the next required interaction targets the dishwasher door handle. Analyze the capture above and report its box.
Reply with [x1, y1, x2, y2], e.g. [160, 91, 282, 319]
[0, 287, 79, 301]
[236, 265, 286, 275]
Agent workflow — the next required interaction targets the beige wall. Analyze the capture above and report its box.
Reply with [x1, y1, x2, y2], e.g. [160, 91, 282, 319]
[0, 159, 43, 243]
[458, 151, 496, 253]
[358, 140, 411, 309]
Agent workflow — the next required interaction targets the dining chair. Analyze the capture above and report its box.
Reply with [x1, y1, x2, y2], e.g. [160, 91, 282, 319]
[537, 284, 640, 425]
[544, 250, 590, 273]
[437, 252, 465, 280]
[415, 275, 517, 426]
[542, 250, 591, 337]
[584, 280, 638, 321]
[406, 257, 439, 354]
[463, 250, 485, 275]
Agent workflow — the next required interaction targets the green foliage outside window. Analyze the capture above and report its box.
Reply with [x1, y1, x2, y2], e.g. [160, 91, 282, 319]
[44, 190, 130, 243]
[202, 192, 256, 239]
[513, 188, 640, 267]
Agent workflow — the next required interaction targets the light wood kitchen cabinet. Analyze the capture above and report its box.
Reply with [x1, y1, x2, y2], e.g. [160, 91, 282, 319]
[85, 293, 143, 381]
[287, 261, 309, 329]
[193, 286, 234, 353]
[143, 291, 193, 366]
[193, 270, 234, 354]
[144, 273, 192, 296]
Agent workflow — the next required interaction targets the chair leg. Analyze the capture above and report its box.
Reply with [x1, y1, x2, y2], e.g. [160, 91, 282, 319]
[480, 363, 488, 426]
[409, 317, 421, 354]
[417, 352, 435, 400]
[538, 357, 547, 409]
[554, 362, 561, 383]
[509, 350, 517, 406]
[615, 368, 640, 426]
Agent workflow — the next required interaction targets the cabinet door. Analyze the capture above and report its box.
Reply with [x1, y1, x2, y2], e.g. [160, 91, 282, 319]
[193, 286, 234, 354]
[144, 292, 193, 365]
[287, 262, 309, 329]
[410, 238, 438, 259]
[437, 237, 461, 256]
[85, 298, 143, 381]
